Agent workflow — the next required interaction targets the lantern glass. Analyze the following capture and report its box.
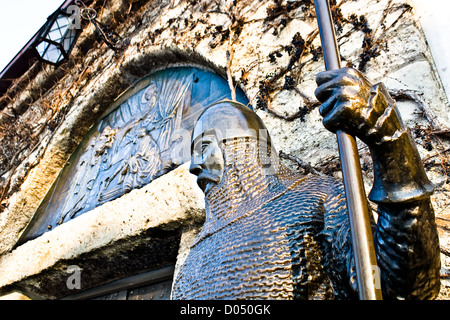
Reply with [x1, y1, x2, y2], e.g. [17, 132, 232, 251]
[43, 44, 64, 64]
[34, 10, 80, 66]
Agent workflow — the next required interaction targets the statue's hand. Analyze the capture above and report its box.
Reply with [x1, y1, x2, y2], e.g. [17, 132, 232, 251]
[315, 67, 402, 146]
[316, 68, 434, 204]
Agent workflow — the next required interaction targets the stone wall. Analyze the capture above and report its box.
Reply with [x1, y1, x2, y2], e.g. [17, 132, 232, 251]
[0, 0, 449, 299]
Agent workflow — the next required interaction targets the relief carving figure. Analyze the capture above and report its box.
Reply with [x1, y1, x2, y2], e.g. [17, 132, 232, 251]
[98, 125, 161, 203]
[151, 72, 193, 153]
[172, 68, 441, 300]
[59, 126, 116, 223]
[58, 73, 193, 224]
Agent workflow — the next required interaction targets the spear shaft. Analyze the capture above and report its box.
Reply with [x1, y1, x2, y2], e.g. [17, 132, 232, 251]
[313, 0, 382, 300]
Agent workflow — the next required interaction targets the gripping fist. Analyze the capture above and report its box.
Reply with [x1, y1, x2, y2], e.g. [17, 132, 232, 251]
[314, 67, 404, 146]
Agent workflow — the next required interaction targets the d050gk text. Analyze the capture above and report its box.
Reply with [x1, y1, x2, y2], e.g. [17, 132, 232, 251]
[224, 304, 270, 315]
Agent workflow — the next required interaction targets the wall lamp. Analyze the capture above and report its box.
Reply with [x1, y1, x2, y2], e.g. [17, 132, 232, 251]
[34, 2, 127, 66]
[34, 8, 81, 66]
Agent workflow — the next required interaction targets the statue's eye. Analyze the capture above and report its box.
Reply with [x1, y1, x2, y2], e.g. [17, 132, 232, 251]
[201, 142, 209, 153]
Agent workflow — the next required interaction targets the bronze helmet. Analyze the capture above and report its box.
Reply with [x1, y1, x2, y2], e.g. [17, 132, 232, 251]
[191, 99, 273, 152]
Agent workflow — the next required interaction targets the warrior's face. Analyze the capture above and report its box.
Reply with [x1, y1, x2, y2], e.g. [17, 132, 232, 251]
[190, 132, 224, 195]
[189, 100, 273, 195]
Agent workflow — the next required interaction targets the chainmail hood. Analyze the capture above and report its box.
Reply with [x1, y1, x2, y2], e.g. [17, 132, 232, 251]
[193, 137, 300, 246]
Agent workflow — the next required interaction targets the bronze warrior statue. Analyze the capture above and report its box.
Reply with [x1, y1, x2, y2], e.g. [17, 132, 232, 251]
[171, 67, 441, 300]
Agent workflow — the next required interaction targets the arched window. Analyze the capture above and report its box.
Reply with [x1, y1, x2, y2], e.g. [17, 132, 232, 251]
[20, 66, 249, 243]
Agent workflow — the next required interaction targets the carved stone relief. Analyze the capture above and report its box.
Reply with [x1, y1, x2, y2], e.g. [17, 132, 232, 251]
[19, 66, 249, 243]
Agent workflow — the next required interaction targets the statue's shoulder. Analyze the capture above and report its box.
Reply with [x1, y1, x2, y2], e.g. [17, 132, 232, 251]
[288, 173, 344, 195]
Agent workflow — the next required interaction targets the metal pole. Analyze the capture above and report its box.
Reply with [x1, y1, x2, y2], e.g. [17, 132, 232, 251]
[313, 0, 382, 300]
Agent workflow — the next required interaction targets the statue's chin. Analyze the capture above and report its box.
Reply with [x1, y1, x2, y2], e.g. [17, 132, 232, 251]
[197, 173, 220, 195]
[202, 181, 216, 195]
